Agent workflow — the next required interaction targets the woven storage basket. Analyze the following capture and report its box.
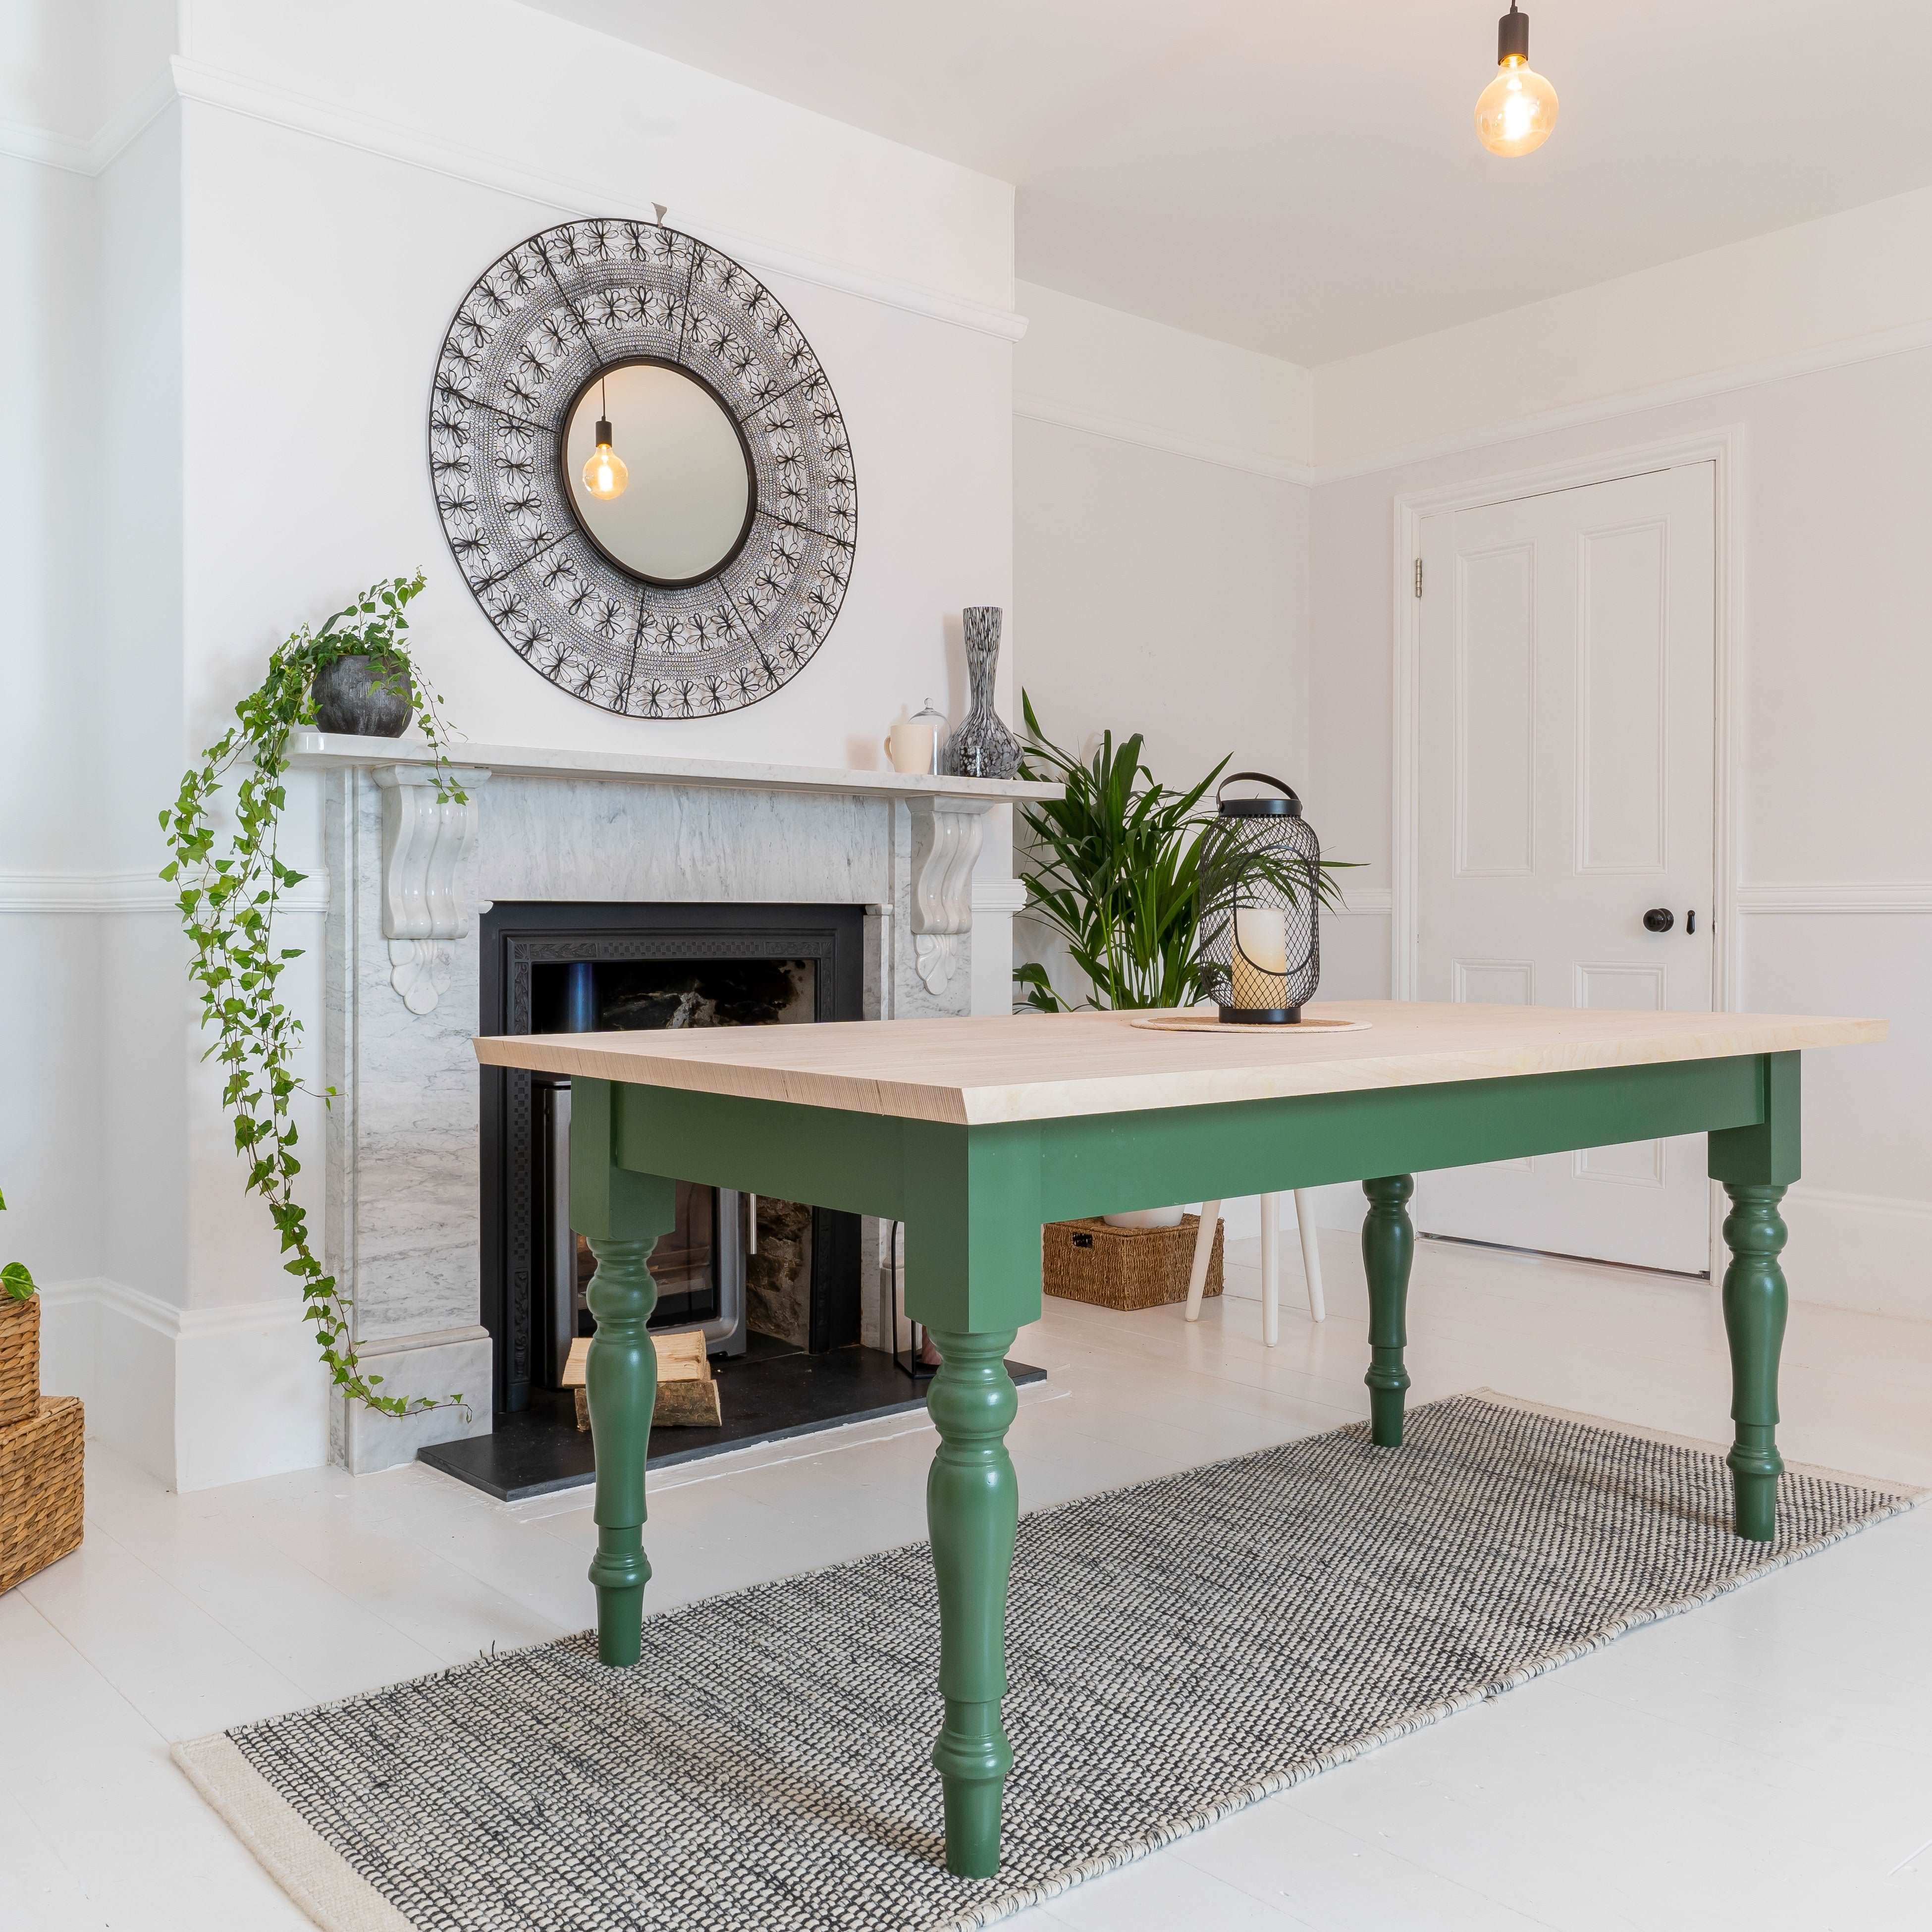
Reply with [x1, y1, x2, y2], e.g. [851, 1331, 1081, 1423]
[1043, 1213, 1222, 1312]
[0, 1293, 40, 1429]
[0, 1395, 84, 1594]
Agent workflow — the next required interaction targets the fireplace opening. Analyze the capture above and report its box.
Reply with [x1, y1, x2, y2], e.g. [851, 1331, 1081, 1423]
[478, 905, 864, 1420]
[421, 899, 1045, 1504]
[527, 953, 835, 1385]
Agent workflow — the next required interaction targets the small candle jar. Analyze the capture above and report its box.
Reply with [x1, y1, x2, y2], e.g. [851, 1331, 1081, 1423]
[1195, 772, 1323, 1023]
[884, 700, 947, 775]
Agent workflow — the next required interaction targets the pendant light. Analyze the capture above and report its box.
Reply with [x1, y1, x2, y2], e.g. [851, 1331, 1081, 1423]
[580, 375, 629, 500]
[1475, 2, 1558, 157]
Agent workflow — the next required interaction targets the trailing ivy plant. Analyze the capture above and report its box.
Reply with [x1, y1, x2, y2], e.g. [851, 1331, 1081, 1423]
[160, 574, 469, 1418]
[1013, 691, 1352, 1014]
[1, 1187, 36, 1302]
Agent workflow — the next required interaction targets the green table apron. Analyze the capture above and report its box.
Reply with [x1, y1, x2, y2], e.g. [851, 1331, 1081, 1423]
[569, 1048, 1801, 1878]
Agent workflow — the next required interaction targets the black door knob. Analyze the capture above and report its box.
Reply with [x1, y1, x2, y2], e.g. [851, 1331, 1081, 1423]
[1643, 908, 1674, 933]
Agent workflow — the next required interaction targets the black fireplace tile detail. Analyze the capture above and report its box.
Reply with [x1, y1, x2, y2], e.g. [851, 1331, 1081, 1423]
[417, 1347, 1048, 1504]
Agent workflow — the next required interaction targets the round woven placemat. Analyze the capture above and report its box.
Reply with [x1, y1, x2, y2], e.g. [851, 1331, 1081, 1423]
[1127, 1015, 1372, 1035]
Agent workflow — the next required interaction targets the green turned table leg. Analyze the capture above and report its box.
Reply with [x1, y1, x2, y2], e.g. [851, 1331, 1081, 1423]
[583, 1235, 659, 1664]
[1718, 1183, 1788, 1542]
[1362, 1174, 1416, 1446]
[905, 1119, 1042, 1878]
[925, 1325, 1020, 1878]
[570, 1078, 677, 1665]
[1709, 1052, 1801, 1542]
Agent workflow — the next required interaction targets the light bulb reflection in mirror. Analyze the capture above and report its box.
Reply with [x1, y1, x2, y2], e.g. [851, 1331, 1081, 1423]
[581, 415, 629, 500]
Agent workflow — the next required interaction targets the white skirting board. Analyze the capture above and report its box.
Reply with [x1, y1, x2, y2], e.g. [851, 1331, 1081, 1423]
[35, 1279, 331, 1491]
[1777, 1185, 1932, 1323]
[1296, 1181, 1932, 1323]
[329, 1328, 494, 1476]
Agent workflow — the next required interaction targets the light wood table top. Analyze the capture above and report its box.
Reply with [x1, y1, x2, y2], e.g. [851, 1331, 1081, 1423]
[474, 1001, 1884, 1127]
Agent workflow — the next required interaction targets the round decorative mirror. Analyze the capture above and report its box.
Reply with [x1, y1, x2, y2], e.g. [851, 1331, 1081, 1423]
[429, 217, 856, 718]
[561, 361, 754, 586]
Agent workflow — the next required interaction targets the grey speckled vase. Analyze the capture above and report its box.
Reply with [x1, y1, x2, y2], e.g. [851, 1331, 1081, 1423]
[941, 607, 1020, 780]
[311, 654, 413, 737]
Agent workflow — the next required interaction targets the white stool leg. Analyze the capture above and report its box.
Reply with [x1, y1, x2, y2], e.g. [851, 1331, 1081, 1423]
[1260, 1192, 1281, 1347]
[1183, 1201, 1221, 1322]
[1294, 1188, 1326, 1323]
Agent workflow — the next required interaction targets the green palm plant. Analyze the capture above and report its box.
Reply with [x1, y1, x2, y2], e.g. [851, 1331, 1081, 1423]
[1012, 692, 1350, 1014]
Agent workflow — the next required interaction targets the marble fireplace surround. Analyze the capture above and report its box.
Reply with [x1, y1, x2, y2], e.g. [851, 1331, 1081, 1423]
[296, 732, 1055, 1474]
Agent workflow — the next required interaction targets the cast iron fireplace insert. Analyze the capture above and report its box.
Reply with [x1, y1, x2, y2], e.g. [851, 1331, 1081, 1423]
[423, 901, 1040, 1503]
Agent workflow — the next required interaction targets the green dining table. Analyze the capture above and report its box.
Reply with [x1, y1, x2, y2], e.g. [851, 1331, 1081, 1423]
[474, 998, 1881, 1877]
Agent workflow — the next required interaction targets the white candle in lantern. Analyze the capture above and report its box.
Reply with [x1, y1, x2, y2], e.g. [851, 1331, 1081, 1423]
[1230, 905, 1289, 1010]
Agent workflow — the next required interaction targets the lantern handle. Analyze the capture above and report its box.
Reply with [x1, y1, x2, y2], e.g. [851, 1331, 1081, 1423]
[1216, 772, 1302, 815]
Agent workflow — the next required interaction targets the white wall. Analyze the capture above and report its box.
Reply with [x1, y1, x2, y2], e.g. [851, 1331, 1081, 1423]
[1016, 280, 1312, 476]
[1012, 281, 1318, 1020]
[4, 0, 1025, 1487]
[1315, 182, 1932, 471]
[1013, 214, 1932, 1312]
[1306, 338, 1932, 1316]
[0, 151, 104, 1295]
[1010, 287, 1325, 1241]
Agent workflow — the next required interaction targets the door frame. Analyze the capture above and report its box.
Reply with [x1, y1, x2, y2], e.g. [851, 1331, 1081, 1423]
[1389, 426, 1745, 1274]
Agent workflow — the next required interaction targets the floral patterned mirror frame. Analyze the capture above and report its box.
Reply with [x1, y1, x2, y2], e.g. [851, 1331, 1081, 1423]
[429, 217, 857, 718]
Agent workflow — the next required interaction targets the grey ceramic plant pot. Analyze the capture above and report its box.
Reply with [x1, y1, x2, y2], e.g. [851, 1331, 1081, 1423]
[312, 654, 413, 737]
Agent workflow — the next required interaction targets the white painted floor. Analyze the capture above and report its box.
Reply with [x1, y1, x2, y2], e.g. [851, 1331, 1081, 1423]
[5, 1229, 1931, 1932]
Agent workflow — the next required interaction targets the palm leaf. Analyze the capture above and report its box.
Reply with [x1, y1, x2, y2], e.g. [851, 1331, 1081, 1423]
[1014, 693, 1355, 1012]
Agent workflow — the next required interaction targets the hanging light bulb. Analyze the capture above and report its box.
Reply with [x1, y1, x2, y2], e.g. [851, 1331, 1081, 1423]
[580, 376, 629, 500]
[1475, 2, 1558, 157]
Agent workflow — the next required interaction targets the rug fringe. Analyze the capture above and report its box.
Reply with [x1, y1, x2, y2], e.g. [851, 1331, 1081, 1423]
[172, 1734, 414, 1932]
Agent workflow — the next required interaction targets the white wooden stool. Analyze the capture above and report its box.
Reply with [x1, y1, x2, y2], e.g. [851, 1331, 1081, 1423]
[1183, 1193, 1325, 1343]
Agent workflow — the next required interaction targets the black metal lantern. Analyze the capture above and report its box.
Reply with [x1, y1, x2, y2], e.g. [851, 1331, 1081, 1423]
[1195, 773, 1322, 1023]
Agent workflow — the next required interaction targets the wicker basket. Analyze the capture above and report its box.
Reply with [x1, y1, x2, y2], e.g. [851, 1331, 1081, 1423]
[1043, 1213, 1222, 1312]
[0, 1395, 84, 1594]
[0, 1293, 40, 1429]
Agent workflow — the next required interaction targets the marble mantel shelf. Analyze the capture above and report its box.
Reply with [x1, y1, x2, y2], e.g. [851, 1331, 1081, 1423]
[299, 731, 1050, 1016]
[286, 732, 1061, 806]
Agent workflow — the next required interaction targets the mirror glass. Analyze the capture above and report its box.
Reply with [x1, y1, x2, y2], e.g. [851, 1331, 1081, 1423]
[563, 363, 753, 584]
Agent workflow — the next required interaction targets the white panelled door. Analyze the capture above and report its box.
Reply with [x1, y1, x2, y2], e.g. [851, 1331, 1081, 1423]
[1416, 463, 1716, 1272]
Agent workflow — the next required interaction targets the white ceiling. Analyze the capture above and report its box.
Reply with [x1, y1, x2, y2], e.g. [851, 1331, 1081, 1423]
[528, 1, 1932, 365]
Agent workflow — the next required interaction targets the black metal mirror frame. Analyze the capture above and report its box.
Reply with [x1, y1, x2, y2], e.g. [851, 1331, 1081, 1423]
[552, 354, 760, 592]
[429, 216, 857, 718]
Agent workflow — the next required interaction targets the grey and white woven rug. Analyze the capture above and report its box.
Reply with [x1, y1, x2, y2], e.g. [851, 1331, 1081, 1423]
[176, 1392, 1920, 1932]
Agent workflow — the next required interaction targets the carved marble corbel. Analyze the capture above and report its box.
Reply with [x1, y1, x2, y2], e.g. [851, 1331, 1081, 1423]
[908, 798, 993, 995]
[372, 765, 491, 1014]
